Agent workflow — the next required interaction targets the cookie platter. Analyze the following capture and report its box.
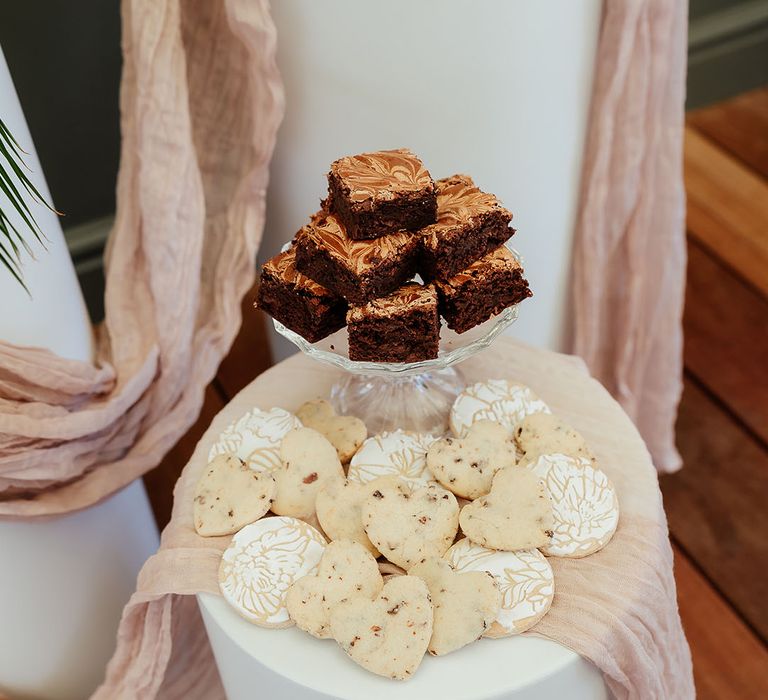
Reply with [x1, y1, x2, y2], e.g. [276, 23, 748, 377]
[195, 379, 620, 686]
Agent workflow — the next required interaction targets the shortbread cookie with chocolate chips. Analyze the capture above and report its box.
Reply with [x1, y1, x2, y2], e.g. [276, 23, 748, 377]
[315, 477, 400, 557]
[271, 428, 344, 520]
[330, 575, 433, 680]
[409, 557, 500, 655]
[426, 420, 516, 499]
[362, 479, 458, 569]
[286, 540, 383, 639]
[460, 467, 553, 551]
[296, 399, 367, 463]
[516, 412, 594, 465]
[193, 455, 275, 537]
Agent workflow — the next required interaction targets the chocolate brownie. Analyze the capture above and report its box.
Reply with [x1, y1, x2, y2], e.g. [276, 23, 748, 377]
[434, 247, 532, 334]
[256, 248, 347, 343]
[326, 149, 438, 240]
[420, 174, 514, 281]
[294, 211, 420, 304]
[347, 283, 440, 363]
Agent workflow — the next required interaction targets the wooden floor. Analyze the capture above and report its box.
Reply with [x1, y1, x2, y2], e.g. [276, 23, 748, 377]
[142, 88, 768, 699]
[661, 87, 768, 698]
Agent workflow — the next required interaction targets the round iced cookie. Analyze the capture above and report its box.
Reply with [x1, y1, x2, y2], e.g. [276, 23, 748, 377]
[526, 453, 620, 558]
[449, 379, 551, 438]
[208, 407, 302, 473]
[218, 516, 326, 627]
[445, 538, 554, 638]
[347, 430, 438, 487]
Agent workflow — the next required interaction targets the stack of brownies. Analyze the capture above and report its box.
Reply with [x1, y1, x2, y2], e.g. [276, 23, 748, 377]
[256, 149, 532, 363]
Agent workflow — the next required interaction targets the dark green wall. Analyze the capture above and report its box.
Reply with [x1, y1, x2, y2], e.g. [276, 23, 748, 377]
[691, 0, 741, 18]
[1, 0, 120, 320]
[0, 0, 121, 228]
[687, 0, 768, 109]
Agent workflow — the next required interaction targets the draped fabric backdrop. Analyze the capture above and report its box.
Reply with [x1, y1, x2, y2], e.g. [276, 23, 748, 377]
[569, 0, 688, 474]
[0, 0, 687, 516]
[0, 0, 284, 517]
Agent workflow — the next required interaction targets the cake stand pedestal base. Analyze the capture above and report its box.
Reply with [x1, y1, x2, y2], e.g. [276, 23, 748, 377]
[330, 367, 465, 435]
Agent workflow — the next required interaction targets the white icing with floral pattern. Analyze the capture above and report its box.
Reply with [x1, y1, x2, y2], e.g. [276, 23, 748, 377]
[347, 430, 438, 487]
[208, 407, 302, 473]
[218, 516, 326, 627]
[526, 453, 619, 558]
[450, 379, 551, 437]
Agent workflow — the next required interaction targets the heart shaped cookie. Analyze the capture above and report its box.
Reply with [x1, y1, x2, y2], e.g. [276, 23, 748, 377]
[362, 479, 459, 569]
[330, 575, 433, 680]
[272, 427, 345, 520]
[286, 540, 383, 639]
[426, 420, 516, 499]
[409, 557, 500, 656]
[445, 538, 554, 637]
[315, 477, 399, 557]
[460, 467, 553, 551]
[296, 399, 367, 463]
[193, 454, 276, 537]
[516, 413, 594, 465]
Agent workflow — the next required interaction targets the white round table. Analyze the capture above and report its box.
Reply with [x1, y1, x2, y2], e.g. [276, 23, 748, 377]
[198, 592, 608, 700]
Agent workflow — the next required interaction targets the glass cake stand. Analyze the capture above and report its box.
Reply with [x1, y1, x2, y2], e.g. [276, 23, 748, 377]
[273, 246, 523, 434]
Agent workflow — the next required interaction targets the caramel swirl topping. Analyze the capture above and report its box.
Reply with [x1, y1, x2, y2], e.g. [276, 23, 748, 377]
[265, 248, 331, 295]
[332, 149, 434, 203]
[303, 211, 415, 274]
[349, 284, 437, 322]
[428, 174, 511, 230]
[440, 247, 523, 287]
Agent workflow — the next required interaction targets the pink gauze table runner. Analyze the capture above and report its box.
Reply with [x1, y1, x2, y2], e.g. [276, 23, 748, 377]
[94, 339, 694, 699]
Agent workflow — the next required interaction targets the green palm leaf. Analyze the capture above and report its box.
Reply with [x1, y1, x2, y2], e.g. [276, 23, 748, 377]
[0, 117, 59, 294]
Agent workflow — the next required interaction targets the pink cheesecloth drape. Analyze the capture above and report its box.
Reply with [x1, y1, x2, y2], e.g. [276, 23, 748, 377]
[570, 0, 688, 474]
[0, 0, 284, 516]
[0, 0, 691, 697]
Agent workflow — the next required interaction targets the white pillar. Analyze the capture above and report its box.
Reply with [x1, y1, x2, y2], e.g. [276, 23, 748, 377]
[263, 0, 603, 360]
[0, 45, 159, 700]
